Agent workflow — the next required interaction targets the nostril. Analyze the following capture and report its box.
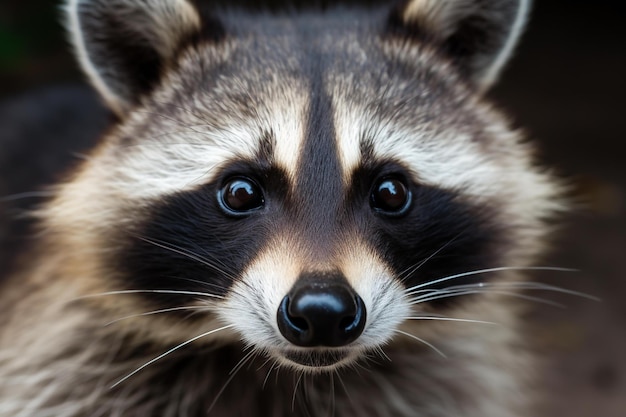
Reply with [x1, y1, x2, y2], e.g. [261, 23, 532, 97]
[276, 283, 367, 348]
[339, 315, 355, 329]
[277, 296, 313, 346]
[341, 295, 366, 334]
[290, 315, 309, 332]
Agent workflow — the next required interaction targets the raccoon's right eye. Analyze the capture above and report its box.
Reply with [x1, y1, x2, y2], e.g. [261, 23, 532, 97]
[218, 177, 265, 215]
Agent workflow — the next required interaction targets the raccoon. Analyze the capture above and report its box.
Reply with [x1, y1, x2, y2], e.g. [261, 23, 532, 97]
[0, 0, 564, 416]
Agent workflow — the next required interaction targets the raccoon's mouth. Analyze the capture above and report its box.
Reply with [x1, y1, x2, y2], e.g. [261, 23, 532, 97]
[280, 349, 352, 369]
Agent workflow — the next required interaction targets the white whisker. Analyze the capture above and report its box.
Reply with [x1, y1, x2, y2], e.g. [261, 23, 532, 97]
[406, 279, 599, 308]
[229, 349, 256, 376]
[404, 266, 578, 294]
[0, 191, 56, 202]
[409, 289, 565, 307]
[111, 324, 234, 388]
[394, 330, 447, 358]
[262, 361, 279, 390]
[419, 281, 599, 300]
[161, 275, 229, 293]
[292, 371, 304, 411]
[335, 371, 354, 411]
[208, 349, 257, 413]
[398, 234, 463, 281]
[74, 289, 224, 302]
[133, 235, 237, 281]
[104, 306, 209, 326]
[404, 316, 498, 325]
[372, 345, 392, 363]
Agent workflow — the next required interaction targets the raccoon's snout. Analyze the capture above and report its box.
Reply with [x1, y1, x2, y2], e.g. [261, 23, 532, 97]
[277, 273, 366, 347]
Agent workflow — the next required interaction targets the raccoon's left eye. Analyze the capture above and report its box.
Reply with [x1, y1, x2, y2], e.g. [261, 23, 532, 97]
[218, 177, 265, 215]
[371, 177, 412, 216]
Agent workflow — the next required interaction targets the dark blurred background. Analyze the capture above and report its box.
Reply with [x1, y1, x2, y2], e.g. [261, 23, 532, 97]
[1, 1, 624, 416]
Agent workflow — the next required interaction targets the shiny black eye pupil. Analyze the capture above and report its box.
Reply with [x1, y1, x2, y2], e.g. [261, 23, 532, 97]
[372, 178, 410, 214]
[221, 178, 264, 213]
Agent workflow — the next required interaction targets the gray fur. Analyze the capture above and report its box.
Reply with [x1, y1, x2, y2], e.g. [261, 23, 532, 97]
[0, 1, 560, 416]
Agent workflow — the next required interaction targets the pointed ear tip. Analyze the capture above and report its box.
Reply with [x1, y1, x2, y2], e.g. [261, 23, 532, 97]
[389, 0, 531, 90]
[62, 0, 205, 115]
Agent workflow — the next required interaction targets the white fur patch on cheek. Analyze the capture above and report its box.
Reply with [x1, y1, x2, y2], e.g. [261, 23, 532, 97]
[339, 242, 411, 348]
[217, 241, 303, 349]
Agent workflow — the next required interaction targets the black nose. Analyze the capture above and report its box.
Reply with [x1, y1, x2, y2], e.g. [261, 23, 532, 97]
[277, 273, 366, 347]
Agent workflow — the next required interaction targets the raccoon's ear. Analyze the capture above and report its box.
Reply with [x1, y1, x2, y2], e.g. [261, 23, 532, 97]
[388, 0, 531, 91]
[64, 0, 206, 116]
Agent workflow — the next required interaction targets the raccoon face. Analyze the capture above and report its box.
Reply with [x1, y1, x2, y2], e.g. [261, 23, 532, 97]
[57, 0, 557, 372]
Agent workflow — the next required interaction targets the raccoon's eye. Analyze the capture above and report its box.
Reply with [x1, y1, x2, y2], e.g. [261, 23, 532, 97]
[218, 177, 265, 215]
[371, 177, 411, 215]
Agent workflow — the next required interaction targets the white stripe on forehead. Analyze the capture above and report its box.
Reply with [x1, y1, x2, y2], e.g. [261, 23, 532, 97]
[269, 92, 308, 182]
[334, 100, 519, 199]
[89, 94, 307, 199]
